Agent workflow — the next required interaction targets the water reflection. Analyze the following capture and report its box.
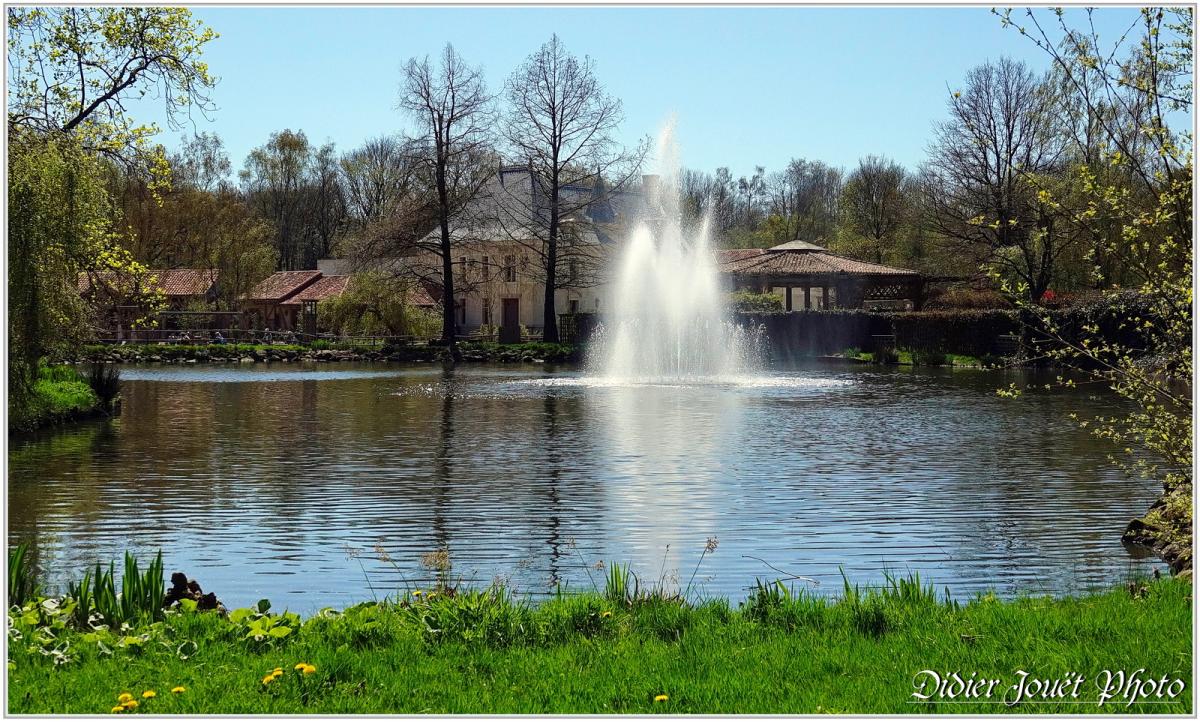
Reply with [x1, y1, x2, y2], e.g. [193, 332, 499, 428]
[8, 362, 1163, 612]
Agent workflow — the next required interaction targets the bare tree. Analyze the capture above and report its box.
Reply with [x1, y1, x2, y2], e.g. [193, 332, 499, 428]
[399, 43, 495, 347]
[839, 155, 909, 264]
[340, 135, 422, 228]
[500, 34, 646, 342]
[924, 57, 1068, 301]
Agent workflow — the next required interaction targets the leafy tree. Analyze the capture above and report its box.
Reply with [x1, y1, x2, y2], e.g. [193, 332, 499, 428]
[995, 7, 1192, 560]
[6, 7, 217, 396]
[317, 272, 439, 337]
[837, 155, 910, 264]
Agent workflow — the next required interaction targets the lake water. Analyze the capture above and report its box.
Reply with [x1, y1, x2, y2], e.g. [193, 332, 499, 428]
[8, 361, 1163, 613]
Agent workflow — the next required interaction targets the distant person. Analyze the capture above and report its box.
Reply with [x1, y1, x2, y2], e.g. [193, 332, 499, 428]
[213, 331, 226, 345]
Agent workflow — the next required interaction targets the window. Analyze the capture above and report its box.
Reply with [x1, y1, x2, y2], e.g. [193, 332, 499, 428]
[482, 301, 492, 326]
[456, 299, 467, 325]
[568, 258, 578, 284]
[568, 299, 579, 314]
[503, 255, 516, 282]
[481, 255, 489, 281]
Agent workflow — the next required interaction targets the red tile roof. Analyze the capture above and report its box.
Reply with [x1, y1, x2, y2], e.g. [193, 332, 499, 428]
[280, 275, 351, 305]
[245, 271, 322, 302]
[715, 246, 918, 278]
[77, 269, 218, 297]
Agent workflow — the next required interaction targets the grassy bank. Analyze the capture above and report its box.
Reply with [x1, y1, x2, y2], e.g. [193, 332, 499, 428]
[8, 366, 105, 433]
[8, 570, 1191, 714]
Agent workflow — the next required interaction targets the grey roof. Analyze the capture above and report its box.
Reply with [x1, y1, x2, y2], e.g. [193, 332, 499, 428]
[426, 166, 644, 248]
[769, 240, 828, 252]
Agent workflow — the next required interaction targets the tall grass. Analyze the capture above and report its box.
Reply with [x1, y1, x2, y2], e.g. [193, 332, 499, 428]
[85, 364, 121, 411]
[64, 551, 165, 628]
[8, 543, 39, 608]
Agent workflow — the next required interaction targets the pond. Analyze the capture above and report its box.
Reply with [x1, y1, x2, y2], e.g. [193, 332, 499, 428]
[8, 361, 1163, 613]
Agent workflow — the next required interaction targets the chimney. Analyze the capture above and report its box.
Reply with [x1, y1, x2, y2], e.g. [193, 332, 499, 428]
[642, 174, 660, 197]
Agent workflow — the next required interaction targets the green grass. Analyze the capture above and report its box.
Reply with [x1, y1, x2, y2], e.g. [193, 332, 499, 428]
[8, 573, 1191, 714]
[841, 348, 988, 368]
[8, 366, 101, 432]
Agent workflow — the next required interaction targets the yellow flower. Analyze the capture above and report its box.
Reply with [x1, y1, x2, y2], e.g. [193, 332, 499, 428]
[654, 694, 669, 703]
[117, 693, 133, 703]
[122, 700, 138, 709]
[294, 662, 307, 671]
[601, 611, 612, 618]
[262, 674, 275, 685]
[171, 686, 185, 694]
[141, 690, 156, 699]
[110, 706, 124, 713]
[301, 664, 317, 675]
[412, 590, 422, 597]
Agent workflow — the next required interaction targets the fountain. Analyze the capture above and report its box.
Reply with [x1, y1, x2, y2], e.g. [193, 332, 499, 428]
[589, 120, 764, 382]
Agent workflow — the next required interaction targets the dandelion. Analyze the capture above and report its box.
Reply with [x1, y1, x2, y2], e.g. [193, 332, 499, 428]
[262, 674, 276, 685]
[141, 690, 156, 699]
[301, 664, 317, 675]
[110, 706, 124, 713]
[171, 687, 185, 694]
[117, 693, 133, 703]
[654, 694, 669, 703]
[412, 590, 422, 597]
[601, 611, 612, 618]
[121, 700, 138, 709]
[294, 662, 308, 671]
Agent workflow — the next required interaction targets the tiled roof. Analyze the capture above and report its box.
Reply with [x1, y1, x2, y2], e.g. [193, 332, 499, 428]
[408, 286, 438, 308]
[245, 271, 322, 302]
[280, 275, 351, 305]
[716, 247, 918, 278]
[78, 269, 218, 297]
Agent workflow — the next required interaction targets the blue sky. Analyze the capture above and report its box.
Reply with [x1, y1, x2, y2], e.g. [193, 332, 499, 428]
[143, 6, 1147, 179]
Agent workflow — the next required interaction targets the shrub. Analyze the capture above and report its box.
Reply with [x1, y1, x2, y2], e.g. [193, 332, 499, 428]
[728, 291, 784, 314]
[910, 350, 948, 367]
[890, 311, 1019, 357]
[9, 543, 39, 608]
[924, 287, 1013, 310]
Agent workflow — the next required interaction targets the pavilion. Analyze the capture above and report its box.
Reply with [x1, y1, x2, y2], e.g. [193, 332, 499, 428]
[716, 240, 923, 311]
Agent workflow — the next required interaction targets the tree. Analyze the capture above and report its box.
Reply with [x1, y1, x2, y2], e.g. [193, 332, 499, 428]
[399, 44, 495, 347]
[995, 7, 1192, 566]
[6, 7, 216, 395]
[340, 135, 422, 229]
[924, 57, 1068, 301]
[501, 34, 646, 342]
[317, 271, 439, 337]
[241, 132, 349, 271]
[838, 155, 910, 264]
[7, 7, 217, 178]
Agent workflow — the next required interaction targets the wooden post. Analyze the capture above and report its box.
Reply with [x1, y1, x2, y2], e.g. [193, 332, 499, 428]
[785, 286, 793, 312]
[804, 285, 812, 310]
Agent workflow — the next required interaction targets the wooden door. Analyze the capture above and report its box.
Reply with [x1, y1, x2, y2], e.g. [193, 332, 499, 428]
[500, 298, 520, 344]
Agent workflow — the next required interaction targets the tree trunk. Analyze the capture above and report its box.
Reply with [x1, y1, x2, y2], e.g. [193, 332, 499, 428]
[436, 155, 456, 349]
[543, 178, 560, 343]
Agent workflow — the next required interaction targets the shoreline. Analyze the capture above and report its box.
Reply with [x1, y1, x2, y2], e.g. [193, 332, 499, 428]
[7, 574, 1192, 714]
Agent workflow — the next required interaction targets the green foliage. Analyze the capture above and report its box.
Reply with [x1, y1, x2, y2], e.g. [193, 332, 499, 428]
[909, 349, 948, 367]
[9, 366, 102, 432]
[65, 552, 164, 630]
[924, 287, 1013, 310]
[317, 272, 439, 337]
[7, 561, 1192, 714]
[9, 544, 40, 609]
[727, 291, 783, 314]
[995, 7, 1193, 532]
